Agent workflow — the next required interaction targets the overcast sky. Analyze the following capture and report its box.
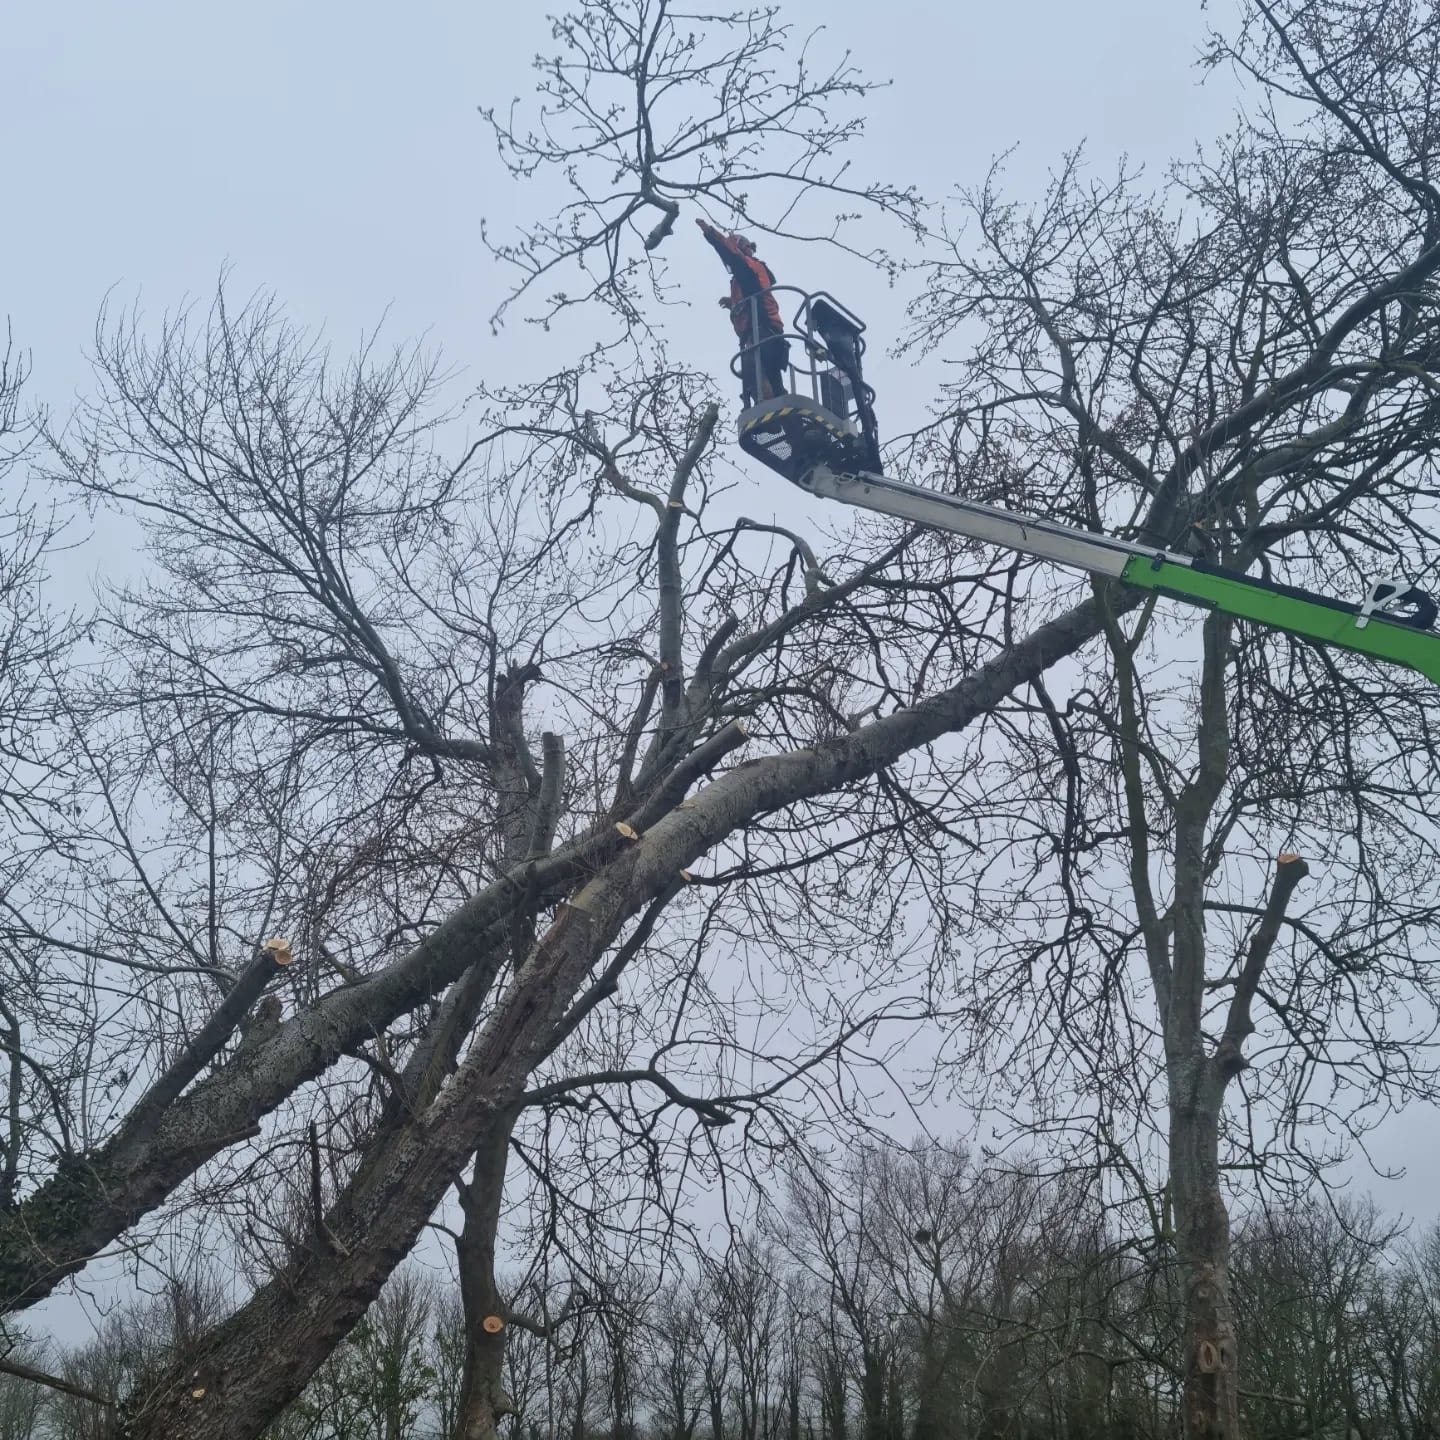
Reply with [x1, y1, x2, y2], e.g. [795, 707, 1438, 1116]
[5, 0, 1254, 567]
[6, 1, 1237, 409]
[6, 0, 1436, 1341]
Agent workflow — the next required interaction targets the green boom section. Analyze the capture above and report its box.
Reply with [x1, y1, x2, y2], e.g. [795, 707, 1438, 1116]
[768, 449, 1440, 691]
[1120, 556, 1440, 686]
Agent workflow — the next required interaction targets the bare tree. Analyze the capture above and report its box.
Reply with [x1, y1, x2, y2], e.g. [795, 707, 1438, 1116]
[0, 1334, 55, 1440]
[638, 1280, 705, 1440]
[900, 3, 1440, 1434]
[1365, 1218, 1440, 1439]
[1230, 1195, 1393, 1438]
[2, 269, 1045, 1440]
[0, 329, 80, 1230]
[480, 0, 920, 328]
[204, 1150, 1440, 1437]
[7, 5, 1440, 1439]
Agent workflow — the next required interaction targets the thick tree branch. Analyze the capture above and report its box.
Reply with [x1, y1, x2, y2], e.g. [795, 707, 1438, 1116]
[657, 403, 719, 723]
[118, 941, 291, 1147]
[0, 1353, 114, 1410]
[527, 732, 567, 859]
[1216, 853, 1311, 1078]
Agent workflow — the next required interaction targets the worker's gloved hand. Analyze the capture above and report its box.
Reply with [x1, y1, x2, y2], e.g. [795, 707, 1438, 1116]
[718, 297, 731, 308]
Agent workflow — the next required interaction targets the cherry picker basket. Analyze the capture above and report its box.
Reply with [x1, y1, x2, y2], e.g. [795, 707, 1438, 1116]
[728, 289, 882, 482]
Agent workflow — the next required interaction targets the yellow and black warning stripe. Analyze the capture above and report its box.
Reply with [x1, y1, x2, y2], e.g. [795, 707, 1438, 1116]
[744, 402, 848, 433]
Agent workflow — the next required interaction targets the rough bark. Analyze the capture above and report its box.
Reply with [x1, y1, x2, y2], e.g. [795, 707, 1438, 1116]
[450, 1123, 517, 1440]
[1168, 618, 1241, 1437]
[0, 840, 588, 1312]
[1171, 1063, 1240, 1439]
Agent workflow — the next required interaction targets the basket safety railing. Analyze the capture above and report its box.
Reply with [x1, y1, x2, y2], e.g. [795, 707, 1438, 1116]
[725, 286, 874, 420]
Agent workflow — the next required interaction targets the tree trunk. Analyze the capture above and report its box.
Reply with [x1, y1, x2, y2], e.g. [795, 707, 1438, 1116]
[1170, 1061, 1240, 1439]
[909, 1329, 957, 1440]
[571, 1343, 589, 1440]
[819, 1359, 846, 1440]
[858, 1349, 886, 1440]
[452, 1123, 518, 1440]
[707, 1379, 723, 1440]
[1146, 611, 1244, 1438]
[106, 591, 1129, 1440]
[884, 1362, 904, 1440]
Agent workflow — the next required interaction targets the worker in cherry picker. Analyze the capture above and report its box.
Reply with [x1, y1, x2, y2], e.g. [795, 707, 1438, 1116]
[696, 220, 789, 407]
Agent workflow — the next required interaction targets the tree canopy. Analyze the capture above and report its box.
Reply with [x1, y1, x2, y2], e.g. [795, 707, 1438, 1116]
[2, 3, 1439, 1437]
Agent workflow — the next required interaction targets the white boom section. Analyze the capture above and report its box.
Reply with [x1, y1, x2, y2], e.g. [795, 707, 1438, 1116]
[803, 465, 1193, 580]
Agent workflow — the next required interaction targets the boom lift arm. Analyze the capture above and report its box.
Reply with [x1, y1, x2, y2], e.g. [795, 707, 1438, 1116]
[726, 286, 1440, 687]
[797, 464, 1440, 687]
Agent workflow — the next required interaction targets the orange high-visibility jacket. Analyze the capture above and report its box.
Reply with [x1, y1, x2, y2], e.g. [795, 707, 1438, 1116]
[703, 230, 783, 337]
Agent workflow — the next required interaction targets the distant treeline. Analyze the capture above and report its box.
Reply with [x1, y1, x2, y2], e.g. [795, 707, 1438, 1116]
[7, 1140, 1436, 1439]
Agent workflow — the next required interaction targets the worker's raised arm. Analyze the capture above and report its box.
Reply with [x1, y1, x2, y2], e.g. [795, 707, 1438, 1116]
[696, 220, 760, 290]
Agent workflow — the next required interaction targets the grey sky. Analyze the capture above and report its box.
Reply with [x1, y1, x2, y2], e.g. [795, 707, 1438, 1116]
[5, 0, 1436, 1346]
[6, 1, 1232, 406]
